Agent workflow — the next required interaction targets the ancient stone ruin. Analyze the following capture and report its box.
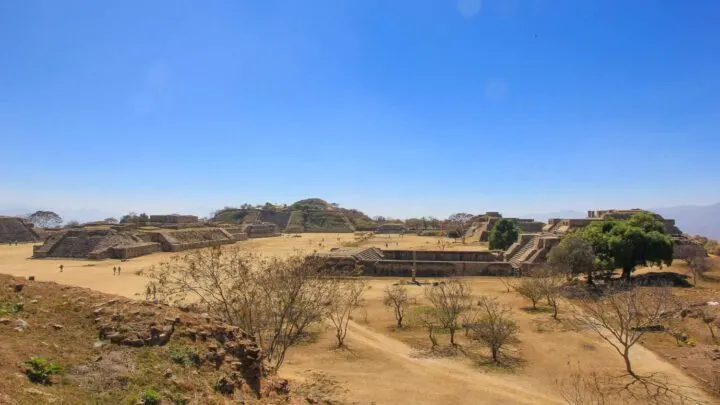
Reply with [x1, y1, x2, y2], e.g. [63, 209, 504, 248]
[319, 247, 515, 277]
[0, 216, 41, 244]
[32, 214, 242, 260]
[464, 212, 545, 242]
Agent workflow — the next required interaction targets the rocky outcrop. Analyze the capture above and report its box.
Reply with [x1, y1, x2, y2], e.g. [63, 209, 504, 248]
[92, 298, 264, 393]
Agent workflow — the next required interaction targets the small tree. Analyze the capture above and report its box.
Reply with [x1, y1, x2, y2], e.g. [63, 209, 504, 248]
[416, 307, 439, 349]
[513, 276, 544, 310]
[548, 234, 597, 284]
[327, 279, 366, 347]
[383, 284, 409, 328]
[103, 217, 118, 224]
[489, 219, 520, 250]
[424, 279, 473, 345]
[26, 210, 63, 229]
[698, 307, 719, 341]
[471, 297, 518, 362]
[687, 254, 711, 287]
[534, 266, 565, 320]
[574, 286, 672, 378]
[447, 213, 474, 243]
[147, 246, 334, 373]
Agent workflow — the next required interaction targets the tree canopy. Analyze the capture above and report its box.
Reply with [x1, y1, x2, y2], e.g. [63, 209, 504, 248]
[581, 214, 673, 280]
[488, 219, 520, 250]
[26, 210, 63, 229]
[120, 212, 149, 224]
[548, 233, 597, 283]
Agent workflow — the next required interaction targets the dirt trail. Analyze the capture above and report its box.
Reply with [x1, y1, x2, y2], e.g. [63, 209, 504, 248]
[344, 320, 566, 404]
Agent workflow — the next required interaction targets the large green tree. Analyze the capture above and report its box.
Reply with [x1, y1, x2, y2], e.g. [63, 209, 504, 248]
[489, 219, 520, 250]
[581, 214, 673, 281]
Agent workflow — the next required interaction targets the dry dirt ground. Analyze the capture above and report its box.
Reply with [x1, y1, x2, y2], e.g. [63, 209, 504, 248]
[1, 237, 718, 404]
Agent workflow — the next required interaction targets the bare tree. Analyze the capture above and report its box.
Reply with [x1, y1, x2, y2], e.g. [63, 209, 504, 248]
[147, 246, 334, 372]
[26, 210, 63, 229]
[327, 279, 366, 347]
[424, 279, 473, 345]
[698, 307, 719, 341]
[513, 276, 545, 310]
[573, 286, 672, 378]
[415, 306, 439, 349]
[383, 284, 409, 328]
[446, 213, 474, 243]
[535, 266, 565, 320]
[470, 297, 518, 362]
[688, 256, 711, 288]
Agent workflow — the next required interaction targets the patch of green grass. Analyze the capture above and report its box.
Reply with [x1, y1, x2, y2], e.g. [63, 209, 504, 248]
[141, 389, 161, 405]
[23, 356, 63, 385]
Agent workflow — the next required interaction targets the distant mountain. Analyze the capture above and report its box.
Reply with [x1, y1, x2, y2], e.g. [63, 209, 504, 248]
[652, 203, 720, 239]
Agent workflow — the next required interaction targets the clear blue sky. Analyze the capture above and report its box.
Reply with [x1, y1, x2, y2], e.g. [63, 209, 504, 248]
[1, 0, 719, 221]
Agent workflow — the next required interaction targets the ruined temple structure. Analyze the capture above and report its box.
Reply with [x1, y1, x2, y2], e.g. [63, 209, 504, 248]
[544, 209, 681, 236]
[32, 213, 247, 260]
[0, 216, 41, 243]
[464, 212, 545, 242]
[318, 247, 514, 277]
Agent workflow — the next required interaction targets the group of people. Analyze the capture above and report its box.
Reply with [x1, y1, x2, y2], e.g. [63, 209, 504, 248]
[112, 266, 122, 275]
[7, 241, 21, 246]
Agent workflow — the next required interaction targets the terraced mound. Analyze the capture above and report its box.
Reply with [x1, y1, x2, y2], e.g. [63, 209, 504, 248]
[32, 229, 160, 260]
[0, 217, 40, 243]
[212, 199, 361, 233]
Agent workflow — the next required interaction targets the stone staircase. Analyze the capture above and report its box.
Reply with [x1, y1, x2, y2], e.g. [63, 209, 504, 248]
[506, 234, 540, 267]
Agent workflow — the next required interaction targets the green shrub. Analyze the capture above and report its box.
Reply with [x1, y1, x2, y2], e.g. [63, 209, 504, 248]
[141, 389, 161, 405]
[23, 357, 63, 385]
[168, 345, 202, 367]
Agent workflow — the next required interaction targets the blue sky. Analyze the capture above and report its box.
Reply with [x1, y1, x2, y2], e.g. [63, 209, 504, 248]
[1, 0, 719, 221]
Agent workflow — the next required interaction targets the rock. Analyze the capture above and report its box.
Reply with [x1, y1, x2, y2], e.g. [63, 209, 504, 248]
[111, 313, 124, 322]
[201, 312, 211, 320]
[27, 276, 35, 281]
[269, 378, 289, 395]
[30, 299, 38, 304]
[0, 318, 10, 325]
[51, 324, 63, 330]
[121, 337, 144, 347]
[215, 376, 235, 395]
[14, 283, 24, 293]
[164, 368, 173, 378]
[93, 341, 105, 348]
[14, 319, 28, 331]
[93, 307, 105, 316]
[107, 332, 125, 343]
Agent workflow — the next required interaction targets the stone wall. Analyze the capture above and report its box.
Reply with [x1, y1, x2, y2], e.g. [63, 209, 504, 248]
[109, 243, 162, 259]
[148, 215, 198, 223]
[362, 260, 514, 277]
[240, 223, 280, 238]
[382, 250, 501, 262]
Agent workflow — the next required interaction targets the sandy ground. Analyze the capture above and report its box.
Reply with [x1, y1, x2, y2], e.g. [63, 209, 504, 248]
[0, 237, 714, 404]
[0, 234, 482, 297]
